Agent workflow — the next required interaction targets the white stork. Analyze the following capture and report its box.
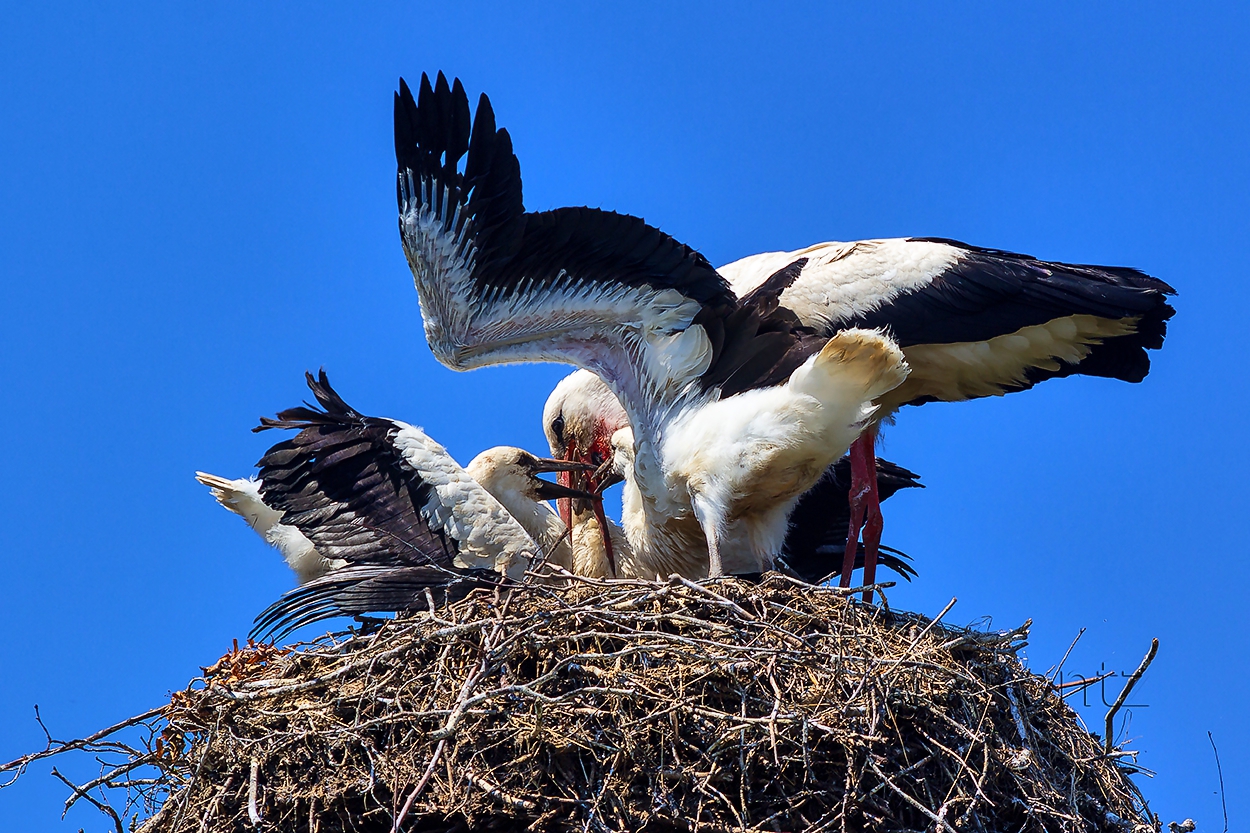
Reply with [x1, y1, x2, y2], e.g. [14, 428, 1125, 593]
[200, 371, 597, 638]
[545, 372, 921, 585]
[394, 73, 909, 579]
[716, 241, 1175, 597]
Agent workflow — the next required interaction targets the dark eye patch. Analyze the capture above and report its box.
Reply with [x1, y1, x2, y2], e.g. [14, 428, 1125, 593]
[551, 414, 565, 446]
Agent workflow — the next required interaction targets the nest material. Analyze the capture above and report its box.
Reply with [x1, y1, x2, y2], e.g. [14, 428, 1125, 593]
[127, 575, 1153, 832]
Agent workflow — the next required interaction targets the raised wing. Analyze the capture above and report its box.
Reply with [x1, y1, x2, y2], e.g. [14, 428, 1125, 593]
[249, 371, 538, 638]
[777, 456, 923, 584]
[395, 73, 820, 418]
[720, 238, 1175, 403]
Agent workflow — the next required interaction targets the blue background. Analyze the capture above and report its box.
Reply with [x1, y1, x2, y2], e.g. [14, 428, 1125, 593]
[1, 3, 1244, 828]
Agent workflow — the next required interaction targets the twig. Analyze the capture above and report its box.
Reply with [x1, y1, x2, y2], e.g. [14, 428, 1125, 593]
[1104, 638, 1158, 754]
[868, 759, 958, 833]
[1208, 731, 1228, 833]
[1, 705, 165, 776]
[197, 775, 235, 833]
[1048, 627, 1086, 685]
[1004, 682, 1030, 746]
[464, 770, 537, 812]
[50, 767, 124, 833]
[1053, 671, 1114, 691]
[392, 737, 447, 833]
[247, 757, 263, 825]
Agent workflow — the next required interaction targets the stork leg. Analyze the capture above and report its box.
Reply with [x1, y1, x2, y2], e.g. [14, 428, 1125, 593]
[839, 426, 883, 602]
[691, 495, 725, 578]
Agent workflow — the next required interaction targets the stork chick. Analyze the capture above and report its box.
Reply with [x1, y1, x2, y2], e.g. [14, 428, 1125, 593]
[200, 371, 597, 638]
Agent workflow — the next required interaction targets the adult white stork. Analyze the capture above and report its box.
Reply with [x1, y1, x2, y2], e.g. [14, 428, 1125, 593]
[394, 72, 909, 579]
[544, 371, 921, 585]
[205, 371, 596, 639]
[716, 241, 1175, 597]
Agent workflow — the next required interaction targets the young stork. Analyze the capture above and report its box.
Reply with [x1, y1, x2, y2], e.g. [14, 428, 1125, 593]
[198, 446, 585, 587]
[395, 73, 909, 579]
[200, 371, 595, 639]
[545, 372, 921, 585]
[717, 242, 1175, 597]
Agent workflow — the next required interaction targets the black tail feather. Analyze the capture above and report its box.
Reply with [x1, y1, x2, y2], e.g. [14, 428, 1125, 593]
[779, 456, 924, 585]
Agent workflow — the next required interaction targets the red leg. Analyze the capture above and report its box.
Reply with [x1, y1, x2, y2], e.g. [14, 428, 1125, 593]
[859, 432, 883, 603]
[839, 429, 875, 588]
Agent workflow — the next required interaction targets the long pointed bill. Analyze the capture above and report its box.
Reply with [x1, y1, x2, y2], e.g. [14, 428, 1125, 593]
[532, 478, 599, 503]
[557, 439, 579, 534]
[529, 457, 596, 475]
[591, 496, 616, 575]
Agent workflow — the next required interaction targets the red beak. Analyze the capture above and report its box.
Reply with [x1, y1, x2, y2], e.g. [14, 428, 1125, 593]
[557, 438, 577, 535]
[557, 436, 619, 577]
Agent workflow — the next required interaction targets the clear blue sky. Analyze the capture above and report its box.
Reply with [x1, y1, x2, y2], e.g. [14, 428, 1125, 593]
[2, 3, 1245, 828]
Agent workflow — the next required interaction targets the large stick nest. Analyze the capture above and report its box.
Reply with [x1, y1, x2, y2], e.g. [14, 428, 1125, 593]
[89, 575, 1155, 831]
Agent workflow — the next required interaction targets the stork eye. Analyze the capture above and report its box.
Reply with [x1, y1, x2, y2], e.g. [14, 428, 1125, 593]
[551, 414, 565, 445]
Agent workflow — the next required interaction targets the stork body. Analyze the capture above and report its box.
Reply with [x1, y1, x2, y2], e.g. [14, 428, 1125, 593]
[718, 239, 1175, 597]
[202, 371, 594, 638]
[394, 73, 909, 577]
[547, 373, 921, 584]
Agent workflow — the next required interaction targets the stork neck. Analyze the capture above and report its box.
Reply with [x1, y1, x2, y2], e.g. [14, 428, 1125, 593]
[619, 463, 708, 580]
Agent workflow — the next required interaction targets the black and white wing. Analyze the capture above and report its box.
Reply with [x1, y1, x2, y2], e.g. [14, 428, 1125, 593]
[249, 371, 539, 639]
[777, 456, 923, 585]
[395, 73, 822, 419]
[719, 238, 1175, 407]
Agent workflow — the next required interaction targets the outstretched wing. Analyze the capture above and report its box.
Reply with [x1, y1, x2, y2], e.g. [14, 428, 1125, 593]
[395, 73, 817, 419]
[777, 456, 924, 585]
[719, 238, 1175, 405]
[249, 371, 536, 637]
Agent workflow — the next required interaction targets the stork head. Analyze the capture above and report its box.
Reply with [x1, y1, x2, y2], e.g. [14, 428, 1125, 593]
[466, 447, 598, 507]
[542, 370, 631, 571]
[542, 370, 629, 464]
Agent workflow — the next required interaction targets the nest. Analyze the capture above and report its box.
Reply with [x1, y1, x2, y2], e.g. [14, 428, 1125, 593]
[16, 575, 1158, 832]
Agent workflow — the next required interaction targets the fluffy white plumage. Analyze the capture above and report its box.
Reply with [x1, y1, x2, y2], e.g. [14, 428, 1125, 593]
[389, 427, 536, 580]
[543, 328, 910, 578]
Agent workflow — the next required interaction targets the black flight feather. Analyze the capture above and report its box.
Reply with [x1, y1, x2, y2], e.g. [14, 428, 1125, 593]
[396, 73, 732, 311]
[248, 371, 513, 639]
[397, 74, 826, 399]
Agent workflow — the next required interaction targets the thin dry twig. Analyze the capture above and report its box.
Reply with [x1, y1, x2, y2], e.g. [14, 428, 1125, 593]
[1208, 732, 1228, 833]
[1104, 638, 1159, 754]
